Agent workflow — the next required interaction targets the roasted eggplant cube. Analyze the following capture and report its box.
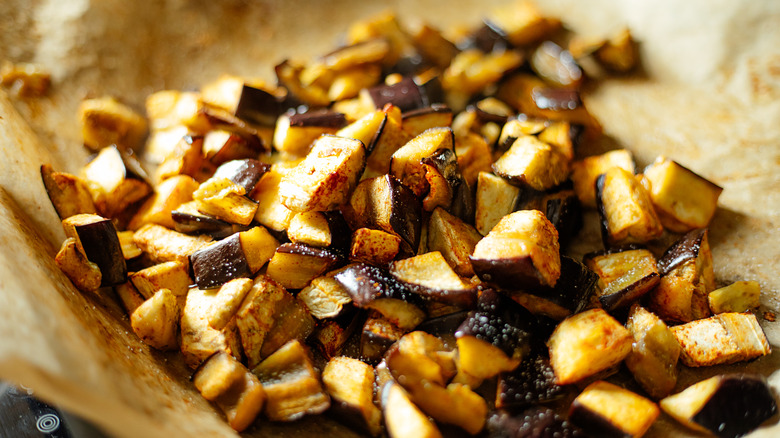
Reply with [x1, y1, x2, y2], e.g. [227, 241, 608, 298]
[349, 228, 402, 265]
[192, 351, 266, 432]
[570, 149, 635, 208]
[368, 76, 425, 112]
[454, 290, 537, 379]
[547, 308, 632, 385]
[471, 209, 561, 289]
[212, 158, 269, 194]
[361, 314, 406, 363]
[129, 174, 200, 230]
[250, 162, 297, 232]
[62, 213, 127, 287]
[336, 110, 387, 154]
[625, 305, 681, 399]
[541, 189, 583, 248]
[154, 134, 203, 183]
[207, 278, 254, 331]
[391, 251, 477, 308]
[647, 228, 716, 323]
[171, 200, 234, 238]
[258, 295, 315, 359]
[288, 211, 351, 253]
[193, 176, 258, 226]
[643, 156, 723, 233]
[312, 308, 362, 359]
[427, 207, 482, 277]
[79, 96, 147, 151]
[236, 276, 292, 368]
[55, 238, 102, 292]
[251, 339, 330, 422]
[585, 248, 660, 312]
[344, 174, 422, 254]
[234, 83, 281, 127]
[298, 275, 353, 320]
[596, 167, 663, 247]
[180, 287, 243, 368]
[404, 380, 487, 435]
[496, 353, 567, 410]
[130, 288, 179, 351]
[660, 374, 777, 438]
[322, 356, 383, 436]
[708, 281, 761, 314]
[487, 407, 583, 438]
[492, 135, 570, 192]
[133, 223, 213, 267]
[279, 134, 366, 212]
[381, 382, 443, 438]
[389, 126, 455, 199]
[190, 233, 251, 290]
[130, 260, 190, 300]
[266, 243, 342, 290]
[41, 164, 98, 219]
[475, 171, 521, 236]
[569, 380, 659, 438]
[670, 312, 771, 367]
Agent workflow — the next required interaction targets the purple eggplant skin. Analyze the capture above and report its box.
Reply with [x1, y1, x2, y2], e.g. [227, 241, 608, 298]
[386, 175, 423, 254]
[234, 84, 282, 127]
[568, 401, 631, 438]
[657, 228, 708, 276]
[323, 211, 352, 258]
[416, 75, 445, 107]
[189, 233, 250, 289]
[595, 173, 612, 248]
[399, 280, 478, 309]
[692, 374, 777, 438]
[487, 407, 585, 438]
[421, 147, 475, 224]
[459, 20, 512, 53]
[334, 263, 422, 307]
[598, 270, 660, 312]
[543, 191, 583, 249]
[74, 219, 128, 287]
[274, 242, 343, 271]
[401, 103, 452, 122]
[497, 354, 568, 410]
[364, 113, 387, 156]
[455, 289, 536, 358]
[470, 255, 545, 291]
[171, 209, 235, 239]
[416, 310, 470, 338]
[212, 159, 270, 194]
[288, 109, 347, 129]
[530, 256, 597, 315]
[368, 77, 425, 112]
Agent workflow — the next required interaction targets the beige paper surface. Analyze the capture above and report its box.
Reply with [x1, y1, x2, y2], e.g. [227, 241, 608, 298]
[0, 0, 778, 436]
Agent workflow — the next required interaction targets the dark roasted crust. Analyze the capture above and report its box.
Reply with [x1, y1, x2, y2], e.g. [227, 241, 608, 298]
[213, 158, 270, 194]
[521, 256, 597, 314]
[334, 263, 421, 307]
[368, 77, 424, 112]
[386, 175, 423, 252]
[692, 374, 777, 438]
[657, 228, 707, 275]
[235, 84, 282, 126]
[470, 255, 546, 291]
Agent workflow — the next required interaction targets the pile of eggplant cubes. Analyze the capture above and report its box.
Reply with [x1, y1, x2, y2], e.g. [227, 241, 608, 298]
[42, 2, 775, 437]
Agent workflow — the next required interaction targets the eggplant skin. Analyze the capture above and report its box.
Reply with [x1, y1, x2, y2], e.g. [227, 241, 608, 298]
[657, 228, 707, 276]
[692, 374, 777, 438]
[190, 233, 250, 289]
[75, 219, 128, 287]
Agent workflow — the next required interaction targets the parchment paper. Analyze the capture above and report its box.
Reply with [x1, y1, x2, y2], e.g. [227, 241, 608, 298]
[1, 0, 778, 436]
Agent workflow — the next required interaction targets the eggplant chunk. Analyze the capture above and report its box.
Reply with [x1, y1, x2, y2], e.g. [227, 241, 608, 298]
[496, 353, 567, 410]
[79, 96, 147, 151]
[471, 209, 561, 289]
[647, 229, 716, 323]
[585, 248, 660, 312]
[82, 145, 152, 218]
[322, 356, 383, 436]
[427, 207, 482, 277]
[55, 238, 102, 292]
[252, 339, 330, 422]
[133, 223, 213, 268]
[386, 331, 457, 387]
[454, 290, 537, 379]
[540, 189, 583, 248]
[207, 278, 254, 331]
[130, 288, 179, 351]
[367, 76, 425, 112]
[345, 174, 422, 255]
[336, 109, 387, 154]
[708, 281, 761, 314]
[361, 314, 407, 363]
[62, 213, 127, 287]
[128, 174, 199, 231]
[389, 126, 454, 198]
[381, 382, 443, 438]
[171, 201, 234, 238]
[192, 351, 266, 432]
[492, 135, 570, 192]
[670, 312, 770, 367]
[288, 211, 334, 248]
[190, 233, 250, 290]
[475, 171, 521, 236]
[660, 374, 777, 438]
[250, 162, 297, 232]
[41, 164, 98, 219]
[130, 261, 190, 300]
[401, 104, 454, 138]
[257, 294, 315, 359]
[272, 110, 345, 157]
[180, 287, 243, 368]
[212, 157, 269, 193]
[234, 83, 282, 127]
[193, 176, 258, 226]
[279, 134, 366, 212]
[298, 275, 353, 320]
[266, 243, 342, 290]
[235, 276, 293, 368]
[548, 308, 632, 385]
[569, 381, 660, 438]
[349, 228, 402, 265]
[312, 309, 362, 359]
[487, 407, 584, 438]
[570, 149, 635, 208]
[391, 251, 477, 308]
[596, 167, 663, 247]
[625, 305, 681, 399]
[643, 156, 723, 233]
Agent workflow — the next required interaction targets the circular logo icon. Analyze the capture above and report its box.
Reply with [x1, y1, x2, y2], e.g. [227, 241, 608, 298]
[36, 413, 61, 433]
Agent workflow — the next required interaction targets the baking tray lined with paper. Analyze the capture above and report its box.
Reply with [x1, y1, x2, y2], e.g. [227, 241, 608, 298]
[1, 0, 779, 437]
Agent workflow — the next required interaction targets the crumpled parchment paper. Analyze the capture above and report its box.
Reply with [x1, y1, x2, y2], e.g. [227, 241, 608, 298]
[0, 0, 778, 436]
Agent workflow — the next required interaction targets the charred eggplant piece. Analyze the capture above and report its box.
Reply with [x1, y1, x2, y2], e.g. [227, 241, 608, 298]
[234, 83, 282, 126]
[349, 228, 402, 265]
[171, 200, 235, 238]
[130, 288, 179, 351]
[361, 314, 407, 363]
[389, 126, 455, 201]
[55, 238, 102, 292]
[471, 209, 561, 290]
[266, 243, 342, 290]
[569, 380, 659, 438]
[273, 110, 347, 157]
[625, 304, 681, 399]
[547, 308, 632, 385]
[207, 278, 254, 331]
[312, 308, 363, 359]
[322, 356, 383, 436]
[540, 189, 582, 248]
[235, 276, 292, 367]
[475, 171, 521, 236]
[585, 247, 660, 312]
[367, 76, 425, 112]
[596, 167, 663, 247]
[492, 135, 570, 192]
[298, 275, 353, 320]
[455, 290, 537, 379]
[154, 134, 204, 183]
[660, 374, 777, 438]
[82, 145, 152, 218]
[251, 339, 330, 422]
[670, 312, 770, 367]
[193, 176, 258, 226]
[41, 164, 98, 219]
[336, 109, 387, 155]
[344, 174, 422, 255]
[62, 214, 127, 287]
[288, 211, 351, 254]
[486, 407, 583, 438]
[212, 158, 269, 194]
[190, 227, 279, 289]
[497, 353, 567, 410]
[391, 251, 477, 308]
[708, 281, 761, 314]
[647, 229, 715, 323]
[130, 260, 190, 300]
[192, 351, 266, 432]
[250, 162, 297, 232]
